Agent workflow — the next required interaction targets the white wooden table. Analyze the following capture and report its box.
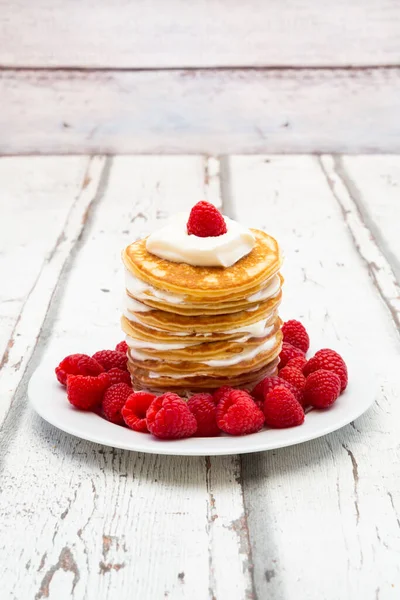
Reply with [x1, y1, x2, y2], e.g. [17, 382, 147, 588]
[1, 154, 399, 600]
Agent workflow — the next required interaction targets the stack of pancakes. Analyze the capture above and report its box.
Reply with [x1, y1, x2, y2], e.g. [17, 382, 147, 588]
[122, 229, 283, 393]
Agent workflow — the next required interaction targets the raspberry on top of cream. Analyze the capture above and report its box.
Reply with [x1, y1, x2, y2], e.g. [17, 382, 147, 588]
[146, 212, 255, 268]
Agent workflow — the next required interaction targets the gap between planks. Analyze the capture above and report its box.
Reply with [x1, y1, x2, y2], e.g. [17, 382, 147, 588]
[318, 156, 400, 334]
[2, 65, 400, 72]
[333, 157, 400, 286]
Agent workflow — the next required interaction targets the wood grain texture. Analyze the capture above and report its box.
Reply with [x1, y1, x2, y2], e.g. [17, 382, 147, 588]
[0, 156, 106, 429]
[1, 0, 400, 68]
[0, 157, 82, 361]
[320, 155, 400, 330]
[2, 154, 400, 600]
[0, 156, 251, 600]
[338, 156, 400, 285]
[227, 155, 400, 600]
[1, 68, 400, 155]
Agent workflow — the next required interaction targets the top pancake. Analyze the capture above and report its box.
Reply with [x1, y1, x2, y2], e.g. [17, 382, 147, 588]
[123, 229, 282, 298]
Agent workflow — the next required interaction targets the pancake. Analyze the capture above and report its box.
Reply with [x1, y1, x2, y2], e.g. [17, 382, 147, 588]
[121, 312, 280, 344]
[126, 322, 281, 363]
[124, 273, 284, 316]
[123, 229, 282, 299]
[122, 292, 281, 334]
[128, 328, 281, 370]
[125, 294, 264, 316]
[124, 271, 283, 308]
[128, 358, 280, 394]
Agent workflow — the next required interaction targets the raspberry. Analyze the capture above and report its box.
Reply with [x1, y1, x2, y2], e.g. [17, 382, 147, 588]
[304, 349, 348, 391]
[102, 383, 133, 425]
[92, 350, 128, 372]
[122, 391, 156, 433]
[187, 393, 220, 437]
[115, 341, 128, 354]
[304, 369, 341, 408]
[252, 376, 303, 405]
[281, 320, 310, 353]
[216, 389, 265, 436]
[187, 201, 227, 238]
[252, 378, 269, 402]
[279, 342, 305, 369]
[55, 353, 104, 386]
[107, 368, 131, 387]
[146, 393, 197, 439]
[279, 366, 306, 392]
[264, 386, 304, 428]
[213, 386, 234, 404]
[286, 355, 308, 372]
[66, 373, 110, 411]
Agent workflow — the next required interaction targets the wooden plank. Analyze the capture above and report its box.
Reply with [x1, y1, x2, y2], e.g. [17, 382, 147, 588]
[1, 68, 399, 155]
[227, 155, 400, 600]
[0, 156, 106, 429]
[338, 156, 400, 285]
[0, 157, 82, 361]
[320, 155, 400, 329]
[0, 157, 252, 600]
[1, 0, 400, 68]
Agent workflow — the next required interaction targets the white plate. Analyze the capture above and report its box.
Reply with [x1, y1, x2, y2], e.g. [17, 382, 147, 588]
[29, 353, 375, 456]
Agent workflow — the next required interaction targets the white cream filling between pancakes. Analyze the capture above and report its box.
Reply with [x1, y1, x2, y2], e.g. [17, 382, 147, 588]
[127, 332, 278, 369]
[124, 318, 275, 343]
[125, 270, 281, 307]
[125, 295, 154, 313]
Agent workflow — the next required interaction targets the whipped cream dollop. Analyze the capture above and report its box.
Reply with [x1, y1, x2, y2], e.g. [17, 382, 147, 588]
[146, 212, 255, 268]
